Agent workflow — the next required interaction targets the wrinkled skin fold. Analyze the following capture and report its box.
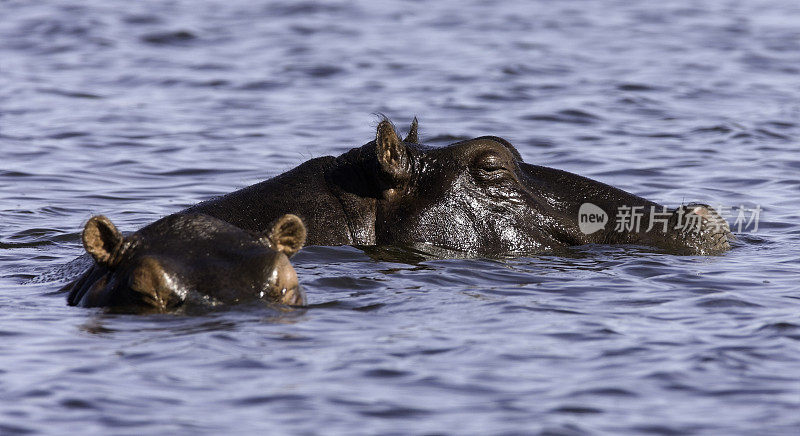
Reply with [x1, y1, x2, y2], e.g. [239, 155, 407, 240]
[63, 213, 307, 312]
[186, 117, 731, 256]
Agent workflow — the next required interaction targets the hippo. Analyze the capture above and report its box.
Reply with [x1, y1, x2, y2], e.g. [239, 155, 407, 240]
[63, 213, 307, 312]
[183, 118, 731, 256]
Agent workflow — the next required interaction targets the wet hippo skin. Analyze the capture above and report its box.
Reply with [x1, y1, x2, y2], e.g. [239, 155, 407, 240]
[185, 118, 731, 256]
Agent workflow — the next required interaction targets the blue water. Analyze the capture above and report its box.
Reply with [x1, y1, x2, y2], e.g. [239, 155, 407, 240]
[2, 0, 800, 434]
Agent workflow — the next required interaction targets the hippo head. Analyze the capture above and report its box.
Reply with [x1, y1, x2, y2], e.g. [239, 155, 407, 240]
[68, 213, 306, 311]
[366, 121, 553, 253]
[356, 119, 730, 255]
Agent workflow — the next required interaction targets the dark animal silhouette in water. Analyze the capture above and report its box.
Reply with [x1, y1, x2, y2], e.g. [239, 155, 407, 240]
[185, 118, 731, 256]
[64, 213, 306, 312]
[65, 118, 731, 310]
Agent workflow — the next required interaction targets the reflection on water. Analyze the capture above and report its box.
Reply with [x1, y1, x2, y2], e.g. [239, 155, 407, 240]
[2, 0, 800, 434]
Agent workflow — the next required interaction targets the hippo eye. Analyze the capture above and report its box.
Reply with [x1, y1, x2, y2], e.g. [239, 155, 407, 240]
[475, 153, 505, 172]
[473, 152, 513, 182]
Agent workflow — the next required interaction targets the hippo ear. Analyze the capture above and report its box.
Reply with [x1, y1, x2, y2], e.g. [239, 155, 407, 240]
[376, 119, 411, 184]
[268, 214, 307, 257]
[82, 215, 124, 268]
[403, 117, 419, 144]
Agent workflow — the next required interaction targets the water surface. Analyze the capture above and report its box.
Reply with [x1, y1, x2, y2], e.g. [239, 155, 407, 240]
[2, 0, 800, 434]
